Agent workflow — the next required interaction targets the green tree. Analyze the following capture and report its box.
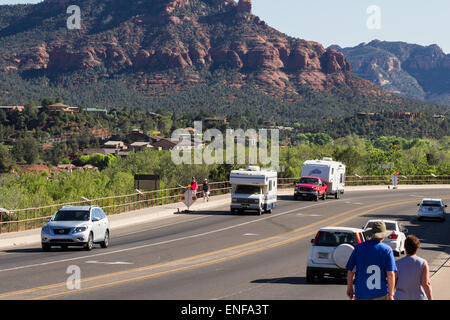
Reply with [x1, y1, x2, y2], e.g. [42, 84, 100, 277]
[0, 145, 15, 173]
[12, 136, 39, 164]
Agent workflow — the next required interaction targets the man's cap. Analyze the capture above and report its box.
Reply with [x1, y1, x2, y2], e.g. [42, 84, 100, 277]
[364, 221, 391, 239]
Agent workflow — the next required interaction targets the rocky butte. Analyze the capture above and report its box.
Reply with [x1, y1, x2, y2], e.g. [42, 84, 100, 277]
[0, 0, 406, 105]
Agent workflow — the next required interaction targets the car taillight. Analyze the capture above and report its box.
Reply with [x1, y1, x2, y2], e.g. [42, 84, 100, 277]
[313, 232, 320, 245]
[388, 234, 399, 239]
[355, 233, 361, 244]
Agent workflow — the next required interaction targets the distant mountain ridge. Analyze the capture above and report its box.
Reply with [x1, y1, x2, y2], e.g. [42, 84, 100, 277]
[0, 0, 446, 120]
[330, 40, 450, 106]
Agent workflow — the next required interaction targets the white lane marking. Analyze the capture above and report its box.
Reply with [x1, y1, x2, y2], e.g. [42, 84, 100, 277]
[0, 202, 326, 273]
[85, 261, 133, 265]
[243, 233, 259, 236]
[296, 213, 322, 217]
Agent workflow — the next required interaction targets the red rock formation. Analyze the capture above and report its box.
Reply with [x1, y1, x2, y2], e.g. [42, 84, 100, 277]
[246, 44, 283, 70]
[211, 48, 243, 69]
[189, 45, 210, 66]
[47, 46, 101, 71]
[324, 48, 351, 73]
[153, 42, 193, 69]
[165, 0, 190, 14]
[21, 44, 50, 70]
[287, 45, 323, 71]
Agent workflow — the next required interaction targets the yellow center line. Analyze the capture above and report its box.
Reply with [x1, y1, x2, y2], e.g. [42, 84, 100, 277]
[0, 199, 416, 300]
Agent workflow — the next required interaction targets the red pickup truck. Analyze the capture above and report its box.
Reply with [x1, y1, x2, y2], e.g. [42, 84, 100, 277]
[294, 176, 327, 201]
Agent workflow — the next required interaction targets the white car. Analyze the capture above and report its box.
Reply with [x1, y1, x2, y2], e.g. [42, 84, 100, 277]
[362, 219, 407, 256]
[41, 206, 110, 251]
[306, 227, 366, 283]
[418, 198, 447, 222]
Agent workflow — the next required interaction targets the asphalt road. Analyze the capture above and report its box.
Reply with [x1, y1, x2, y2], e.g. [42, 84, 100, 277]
[0, 188, 448, 300]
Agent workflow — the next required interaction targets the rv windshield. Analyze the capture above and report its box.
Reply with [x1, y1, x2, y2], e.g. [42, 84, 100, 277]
[299, 177, 320, 185]
[235, 185, 261, 195]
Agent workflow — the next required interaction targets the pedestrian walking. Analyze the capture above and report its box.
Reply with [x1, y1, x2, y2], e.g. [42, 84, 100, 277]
[190, 177, 198, 193]
[202, 179, 210, 202]
[394, 235, 433, 300]
[346, 221, 397, 300]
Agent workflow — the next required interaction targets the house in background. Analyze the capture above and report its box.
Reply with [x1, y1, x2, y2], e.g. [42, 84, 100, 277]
[0, 106, 25, 112]
[126, 129, 151, 143]
[103, 140, 127, 150]
[84, 107, 108, 115]
[130, 141, 153, 152]
[152, 138, 178, 151]
[47, 103, 79, 114]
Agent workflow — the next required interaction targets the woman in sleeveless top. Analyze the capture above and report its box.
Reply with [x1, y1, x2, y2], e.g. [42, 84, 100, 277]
[395, 235, 433, 300]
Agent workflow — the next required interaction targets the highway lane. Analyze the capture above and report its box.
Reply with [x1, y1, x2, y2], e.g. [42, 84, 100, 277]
[0, 188, 448, 300]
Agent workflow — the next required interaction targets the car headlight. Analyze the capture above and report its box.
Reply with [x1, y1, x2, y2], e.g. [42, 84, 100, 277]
[73, 226, 89, 233]
[251, 199, 259, 204]
[232, 198, 238, 203]
[42, 226, 51, 234]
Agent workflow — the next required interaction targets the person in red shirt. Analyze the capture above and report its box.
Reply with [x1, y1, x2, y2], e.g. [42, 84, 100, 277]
[190, 177, 198, 193]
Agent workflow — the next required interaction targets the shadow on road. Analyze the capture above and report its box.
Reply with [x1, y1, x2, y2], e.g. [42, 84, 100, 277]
[174, 210, 264, 216]
[3, 246, 86, 253]
[251, 276, 347, 286]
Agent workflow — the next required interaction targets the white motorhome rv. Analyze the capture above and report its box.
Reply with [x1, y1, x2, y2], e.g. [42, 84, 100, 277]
[301, 158, 346, 199]
[230, 166, 277, 215]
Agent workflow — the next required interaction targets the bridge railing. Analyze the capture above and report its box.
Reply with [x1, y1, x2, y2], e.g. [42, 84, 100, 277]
[1, 175, 448, 234]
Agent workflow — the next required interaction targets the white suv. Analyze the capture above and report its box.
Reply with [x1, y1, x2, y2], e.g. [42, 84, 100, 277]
[306, 227, 366, 283]
[41, 206, 110, 251]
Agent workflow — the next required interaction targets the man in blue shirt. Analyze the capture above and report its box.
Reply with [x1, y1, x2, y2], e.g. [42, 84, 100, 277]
[346, 221, 397, 300]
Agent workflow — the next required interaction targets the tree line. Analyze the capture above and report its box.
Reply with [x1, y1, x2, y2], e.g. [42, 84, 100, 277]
[0, 134, 448, 210]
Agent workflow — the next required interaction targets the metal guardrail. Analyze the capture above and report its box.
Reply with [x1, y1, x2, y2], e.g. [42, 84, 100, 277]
[1, 176, 448, 234]
[0, 181, 231, 234]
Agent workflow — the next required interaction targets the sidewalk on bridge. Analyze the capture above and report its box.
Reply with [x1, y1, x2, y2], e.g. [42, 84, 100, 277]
[0, 185, 448, 299]
[429, 253, 450, 300]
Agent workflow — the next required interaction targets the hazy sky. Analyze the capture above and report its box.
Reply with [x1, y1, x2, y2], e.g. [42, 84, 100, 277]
[1, 0, 449, 53]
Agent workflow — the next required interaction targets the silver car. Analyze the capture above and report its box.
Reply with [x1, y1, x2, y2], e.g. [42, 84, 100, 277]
[41, 206, 110, 251]
[417, 198, 447, 222]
